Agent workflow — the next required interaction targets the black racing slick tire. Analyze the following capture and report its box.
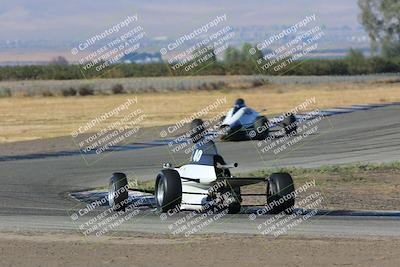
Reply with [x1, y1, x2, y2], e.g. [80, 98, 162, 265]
[213, 187, 242, 214]
[253, 116, 269, 140]
[267, 173, 295, 214]
[220, 125, 247, 141]
[227, 187, 242, 214]
[108, 172, 129, 211]
[155, 169, 182, 213]
[227, 202, 242, 214]
[282, 113, 297, 135]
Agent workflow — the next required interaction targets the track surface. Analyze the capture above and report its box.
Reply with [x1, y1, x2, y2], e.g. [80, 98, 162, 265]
[0, 106, 399, 236]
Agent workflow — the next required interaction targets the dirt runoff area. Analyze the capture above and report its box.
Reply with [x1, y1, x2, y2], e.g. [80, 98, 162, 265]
[242, 163, 400, 211]
[0, 231, 398, 267]
[1, 81, 400, 143]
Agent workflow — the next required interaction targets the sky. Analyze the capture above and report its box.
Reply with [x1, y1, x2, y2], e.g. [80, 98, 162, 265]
[0, 0, 362, 42]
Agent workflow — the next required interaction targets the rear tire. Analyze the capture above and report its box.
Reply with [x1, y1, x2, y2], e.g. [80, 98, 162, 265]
[214, 187, 242, 214]
[155, 169, 182, 213]
[267, 173, 295, 214]
[227, 187, 242, 214]
[227, 202, 241, 214]
[108, 172, 129, 211]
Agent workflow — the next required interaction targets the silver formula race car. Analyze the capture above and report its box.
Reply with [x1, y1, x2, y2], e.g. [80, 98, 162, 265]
[219, 98, 297, 141]
[107, 119, 296, 214]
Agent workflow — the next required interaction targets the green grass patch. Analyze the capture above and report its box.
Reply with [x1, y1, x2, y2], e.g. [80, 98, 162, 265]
[135, 180, 155, 192]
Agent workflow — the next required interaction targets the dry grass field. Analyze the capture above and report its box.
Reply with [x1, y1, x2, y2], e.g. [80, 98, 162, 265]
[1, 81, 399, 143]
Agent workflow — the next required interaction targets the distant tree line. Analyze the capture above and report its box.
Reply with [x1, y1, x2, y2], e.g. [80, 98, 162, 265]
[1, 1, 399, 81]
[0, 44, 399, 81]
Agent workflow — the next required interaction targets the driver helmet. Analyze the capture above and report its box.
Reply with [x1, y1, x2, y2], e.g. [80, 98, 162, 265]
[234, 98, 245, 109]
[190, 118, 206, 143]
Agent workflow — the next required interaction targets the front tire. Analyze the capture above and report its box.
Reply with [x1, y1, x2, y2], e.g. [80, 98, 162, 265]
[282, 113, 297, 135]
[155, 169, 182, 213]
[253, 116, 269, 140]
[267, 173, 295, 214]
[108, 172, 129, 211]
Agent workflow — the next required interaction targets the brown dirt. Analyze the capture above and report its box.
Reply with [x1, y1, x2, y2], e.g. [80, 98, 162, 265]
[242, 168, 400, 210]
[0, 232, 398, 267]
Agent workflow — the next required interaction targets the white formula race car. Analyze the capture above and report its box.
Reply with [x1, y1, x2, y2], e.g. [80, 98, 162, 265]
[220, 98, 297, 141]
[108, 119, 296, 214]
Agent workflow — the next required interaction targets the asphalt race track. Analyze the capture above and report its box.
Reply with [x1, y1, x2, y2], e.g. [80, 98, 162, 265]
[0, 105, 399, 236]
